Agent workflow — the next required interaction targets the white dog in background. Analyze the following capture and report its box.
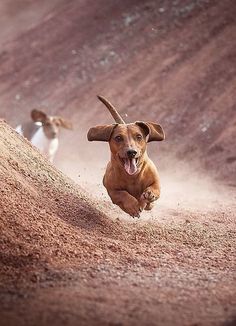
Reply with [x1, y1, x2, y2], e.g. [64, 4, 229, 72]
[16, 109, 72, 162]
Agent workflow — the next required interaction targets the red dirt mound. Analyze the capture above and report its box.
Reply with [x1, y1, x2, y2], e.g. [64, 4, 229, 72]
[0, 121, 236, 325]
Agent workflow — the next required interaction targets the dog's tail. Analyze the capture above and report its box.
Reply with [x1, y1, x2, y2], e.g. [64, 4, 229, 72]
[97, 95, 125, 124]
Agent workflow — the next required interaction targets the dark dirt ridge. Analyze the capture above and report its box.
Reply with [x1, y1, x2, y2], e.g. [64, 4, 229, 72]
[0, 0, 236, 325]
[0, 0, 235, 183]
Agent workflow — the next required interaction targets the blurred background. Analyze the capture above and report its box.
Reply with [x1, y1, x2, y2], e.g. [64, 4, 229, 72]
[0, 0, 235, 204]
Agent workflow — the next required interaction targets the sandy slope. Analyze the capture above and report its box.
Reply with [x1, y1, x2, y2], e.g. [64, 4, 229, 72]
[0, 122, 235, 325]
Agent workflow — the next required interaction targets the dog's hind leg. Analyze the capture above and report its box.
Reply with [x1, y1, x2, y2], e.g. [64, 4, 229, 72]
[144, 202, 154, 210]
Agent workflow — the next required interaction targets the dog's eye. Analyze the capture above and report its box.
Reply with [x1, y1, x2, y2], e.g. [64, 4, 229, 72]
[136, 134, 143, 141]
[114, 135, 123, 142]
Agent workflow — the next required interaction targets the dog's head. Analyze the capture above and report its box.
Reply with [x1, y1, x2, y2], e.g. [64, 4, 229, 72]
[31, 109, 72, 139]
[87, 96, 165, 175]
[88, 122, 164, 175]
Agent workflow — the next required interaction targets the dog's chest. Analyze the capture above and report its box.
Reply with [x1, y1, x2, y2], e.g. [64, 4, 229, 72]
[119, 175, 146, 198]
[31, 128, 58, 157]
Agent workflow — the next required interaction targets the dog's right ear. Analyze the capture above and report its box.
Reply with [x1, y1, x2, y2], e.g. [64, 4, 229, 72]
[87, 124, 117, 142]
[136, 121, 165, 142]
[55, 117, 73, 130]
[31, 109, 47, 123]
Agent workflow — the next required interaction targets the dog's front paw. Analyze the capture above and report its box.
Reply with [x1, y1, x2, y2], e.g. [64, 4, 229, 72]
[141, 189, 158, 203]
[123, 198, 141, 218]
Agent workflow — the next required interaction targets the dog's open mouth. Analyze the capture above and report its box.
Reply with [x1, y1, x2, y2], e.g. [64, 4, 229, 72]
[121, 158, 138, 175]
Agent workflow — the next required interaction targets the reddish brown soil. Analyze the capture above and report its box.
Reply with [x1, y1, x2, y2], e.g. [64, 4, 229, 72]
[0, 1, 236, 325]
[1, 121, 236, 325]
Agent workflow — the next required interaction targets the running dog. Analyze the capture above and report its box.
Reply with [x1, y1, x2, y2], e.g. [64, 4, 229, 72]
[16, 109, 72, 162]
[87, 95, 165, 217]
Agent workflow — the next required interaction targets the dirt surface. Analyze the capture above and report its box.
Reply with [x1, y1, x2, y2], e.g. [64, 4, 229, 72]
[1, 120, 236, 325]
[0, 1, 236, 325]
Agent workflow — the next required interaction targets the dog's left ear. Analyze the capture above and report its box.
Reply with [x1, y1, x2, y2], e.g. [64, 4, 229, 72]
[135, 121, 165, 142]
[55, 117, 73, 129]
[31, 109, 47, 123]
[87, 124, 117, 142]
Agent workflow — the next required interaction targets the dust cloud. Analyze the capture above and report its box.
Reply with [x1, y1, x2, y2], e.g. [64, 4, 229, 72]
[55, 135, 234, 221]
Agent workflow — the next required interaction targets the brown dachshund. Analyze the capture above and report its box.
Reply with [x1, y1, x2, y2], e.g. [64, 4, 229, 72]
[87, 96, 165, 217]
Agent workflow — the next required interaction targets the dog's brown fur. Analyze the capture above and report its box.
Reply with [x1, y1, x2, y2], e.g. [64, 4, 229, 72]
[87, 96, 165, 217]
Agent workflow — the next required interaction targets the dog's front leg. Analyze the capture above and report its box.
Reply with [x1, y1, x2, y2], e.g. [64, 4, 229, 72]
[108, 190, 142, 217]
[140, 184, 160, 211]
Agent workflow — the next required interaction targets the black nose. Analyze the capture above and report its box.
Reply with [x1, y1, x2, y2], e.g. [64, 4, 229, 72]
[127, 149, 137, 158]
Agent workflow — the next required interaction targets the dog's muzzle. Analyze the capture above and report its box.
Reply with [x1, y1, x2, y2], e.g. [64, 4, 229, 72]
[120, 149, 139, 175]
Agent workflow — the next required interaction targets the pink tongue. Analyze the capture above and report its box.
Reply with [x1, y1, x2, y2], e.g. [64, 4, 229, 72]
[124, 158, 137, 175]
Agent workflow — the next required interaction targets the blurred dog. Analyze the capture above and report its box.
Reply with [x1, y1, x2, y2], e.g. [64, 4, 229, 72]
[16, 109, 72, 162]
[87, 95, 165, 217]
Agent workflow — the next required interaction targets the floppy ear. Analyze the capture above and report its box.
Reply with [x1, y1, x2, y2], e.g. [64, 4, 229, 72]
[31, 109, 47, 123]
[87, 124, 117, 142]
[135, 121, 165, 142]
[55, 117, 73, 130]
